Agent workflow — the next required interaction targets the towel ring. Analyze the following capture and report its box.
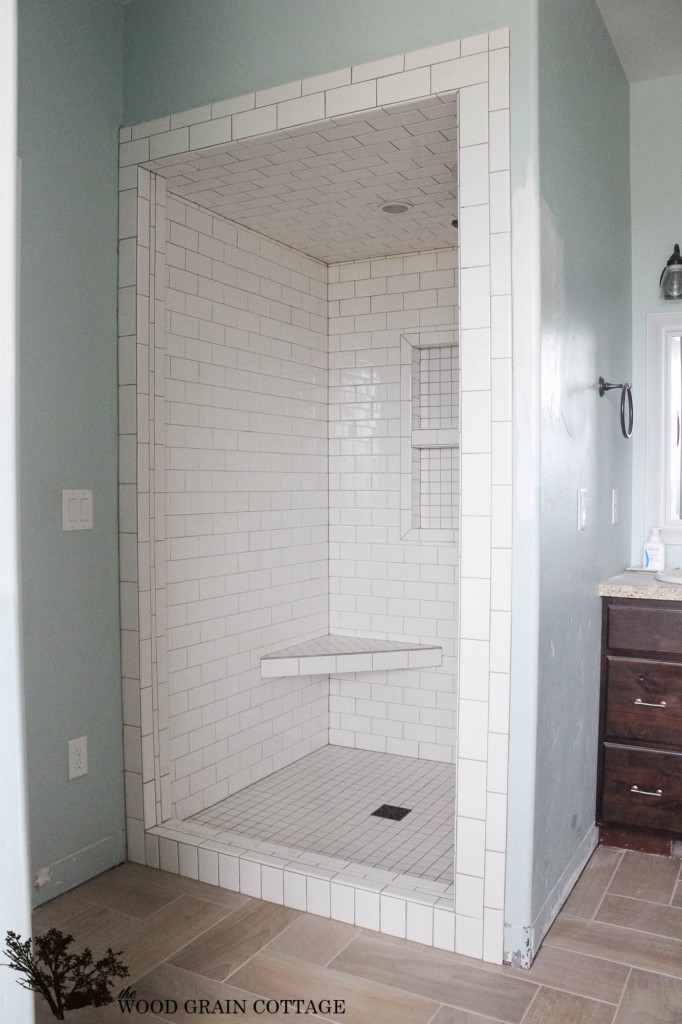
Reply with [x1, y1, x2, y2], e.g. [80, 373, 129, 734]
[598, 377, 633, 439]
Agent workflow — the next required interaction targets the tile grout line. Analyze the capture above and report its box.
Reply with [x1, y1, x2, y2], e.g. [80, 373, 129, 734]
[518, 983, 542, 1024]
[592, 848, 625, 922]
[218, 910, 304, 984]
[322, 930, 364, 968]
[610, 966, 632, 1024]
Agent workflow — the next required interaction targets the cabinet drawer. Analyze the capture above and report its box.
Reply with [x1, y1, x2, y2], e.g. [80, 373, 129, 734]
[601, 745, 682, 833]
[606, 602, 682, 655]
[605, 657, 682, 744]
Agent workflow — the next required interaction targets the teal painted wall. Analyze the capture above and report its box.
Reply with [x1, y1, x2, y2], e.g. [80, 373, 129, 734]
[122, 0, 534, 126]
[533, 0, 631, 937]
[630, 74, 682, 566]
[18, 0, 125, 904]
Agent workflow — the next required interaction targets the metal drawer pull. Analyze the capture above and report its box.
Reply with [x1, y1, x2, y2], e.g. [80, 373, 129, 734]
[630, 785, 663, 797]
[634, 698, 667, 708]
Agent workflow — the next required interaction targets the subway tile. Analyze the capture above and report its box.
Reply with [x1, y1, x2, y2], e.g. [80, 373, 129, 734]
[352, 54, 404, 82]
[459, 204, 490, 268]
[433, 905, 455, 951]
[377, 67, 430, 106]
[380, 894, 406, 938]
[455, 873, 485, 919]
[489, 108, 510, 171]
[456, 817, 486, 877]
[256, 80, 301, 107]
[431, 52, 488, 93]
[489, 47, 510, 111]
[232, 105, 277, 140]
[302, 67, 351, 95]
[460, 578, 490, 642]
[171, 104, 212, 129]
[459, 144, 489, 208]
[461, 391, 492, 454]
[459, 83, 489, 147]
[150, 128, 190, 160]
[326, 80, 377, 118]
[454, 917, 481, 962]
[456, 756, 488, 816]
[404, 39, 460, 70]
[461, 32, 489, 56]
[461, 328, 491, 391]
[488, 28, 510, 50]
[278, 92, 325, 130]
[460, 267, 491, 330]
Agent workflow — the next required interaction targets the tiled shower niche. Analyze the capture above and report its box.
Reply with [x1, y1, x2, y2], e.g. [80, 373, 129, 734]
[402, 330, 459, 543]
[119, 30, 513, 963]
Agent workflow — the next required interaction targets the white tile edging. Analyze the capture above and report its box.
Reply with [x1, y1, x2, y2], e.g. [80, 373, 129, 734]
[145, 823, 456, 951]
[118, 27, 512, 961]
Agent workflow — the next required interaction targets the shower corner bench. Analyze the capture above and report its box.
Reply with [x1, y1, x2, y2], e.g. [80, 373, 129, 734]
[261, 634, 443, 680]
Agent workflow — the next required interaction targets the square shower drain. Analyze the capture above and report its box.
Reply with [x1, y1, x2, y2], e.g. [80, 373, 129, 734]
[372, 804, 412, 821]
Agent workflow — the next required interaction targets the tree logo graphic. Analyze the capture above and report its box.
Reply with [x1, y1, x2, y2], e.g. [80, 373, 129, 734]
[3, 928, 129, 1019]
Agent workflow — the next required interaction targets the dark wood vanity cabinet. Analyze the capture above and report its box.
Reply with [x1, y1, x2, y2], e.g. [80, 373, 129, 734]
[597, 597, 682, 839]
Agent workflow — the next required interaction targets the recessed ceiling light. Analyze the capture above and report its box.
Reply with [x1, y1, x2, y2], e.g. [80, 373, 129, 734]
[379, 201, 412, 215]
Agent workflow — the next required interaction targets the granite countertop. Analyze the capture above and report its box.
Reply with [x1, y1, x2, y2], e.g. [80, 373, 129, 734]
[599, 570, 682, 601]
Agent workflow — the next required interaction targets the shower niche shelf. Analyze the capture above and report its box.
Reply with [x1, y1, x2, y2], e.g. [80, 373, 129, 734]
[400, 328, 459, 544]
[260, 634, 442, 679]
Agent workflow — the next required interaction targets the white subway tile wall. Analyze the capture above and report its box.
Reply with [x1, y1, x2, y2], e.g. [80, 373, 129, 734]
[118, 30, 512, 962]
[328, 251, 459, 761]
[163, 194, 330, 819]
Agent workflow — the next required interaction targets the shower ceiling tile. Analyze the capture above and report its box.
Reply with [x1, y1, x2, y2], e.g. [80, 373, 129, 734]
[144, 97, 458, 264]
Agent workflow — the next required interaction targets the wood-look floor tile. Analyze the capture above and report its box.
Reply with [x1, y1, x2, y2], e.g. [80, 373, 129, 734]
[55, 904, 141, 956]
[230, 948, 439, 1024]
[268, 915, 360, 965]
[71, 863, 182, 919]
[169, 900, 299, 981]
[522, 987, 615, 1024]
[597, 893, 682, 941]
[329, 933, 536, 1023]
[32, 891, 91, 933]
[121, 895, 235, 983]
[133, 963, 334, 1022]
[152, 867, 251, 910]
[544, 917, 682, 977]
[561, 847, 622, 921]
[608, 851, 681, 905]
[527, 944, 629, 1004]
[613, 968, 682, 1023]
[430, 1007, 505, 1024]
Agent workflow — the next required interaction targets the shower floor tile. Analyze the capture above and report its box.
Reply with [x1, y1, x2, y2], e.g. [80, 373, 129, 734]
[189, 746, 456, 884]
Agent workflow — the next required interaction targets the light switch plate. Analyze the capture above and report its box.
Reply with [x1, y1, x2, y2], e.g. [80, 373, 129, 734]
[62, 490, 93, 531]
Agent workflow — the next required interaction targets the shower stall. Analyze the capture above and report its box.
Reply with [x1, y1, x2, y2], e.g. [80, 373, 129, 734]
[118, 31, 512, 963]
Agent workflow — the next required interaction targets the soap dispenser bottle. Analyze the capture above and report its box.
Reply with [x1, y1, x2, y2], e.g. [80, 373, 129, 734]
[644, 527, 665, 571]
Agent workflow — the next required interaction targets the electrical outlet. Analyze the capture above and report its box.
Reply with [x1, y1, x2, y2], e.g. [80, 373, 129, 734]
[611, 488, 619, 525]
[68, 736, 88, 779]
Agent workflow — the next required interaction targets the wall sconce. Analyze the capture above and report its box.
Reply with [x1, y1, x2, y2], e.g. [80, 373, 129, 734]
[661, 244, 682, 299]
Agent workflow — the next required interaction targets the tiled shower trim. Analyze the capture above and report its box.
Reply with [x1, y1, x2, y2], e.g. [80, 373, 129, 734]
[143, 823, 457, 951]
[119, 28, 512, 963]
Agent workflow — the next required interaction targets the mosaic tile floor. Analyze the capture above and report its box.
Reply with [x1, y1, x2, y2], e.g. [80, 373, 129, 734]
[190, 746, 456, 884]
